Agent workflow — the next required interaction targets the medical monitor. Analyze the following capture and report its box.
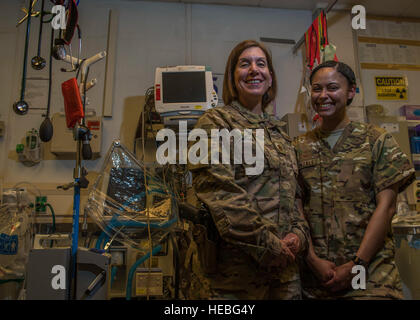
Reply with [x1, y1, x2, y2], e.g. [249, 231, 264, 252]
[154, 65, 218, 115]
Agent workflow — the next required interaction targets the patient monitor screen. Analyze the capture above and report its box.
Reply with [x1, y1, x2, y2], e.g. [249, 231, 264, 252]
[162, 71, 206, 103]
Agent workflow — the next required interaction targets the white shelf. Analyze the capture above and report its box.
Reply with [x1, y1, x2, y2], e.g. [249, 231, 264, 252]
[406, 120, 420, 128]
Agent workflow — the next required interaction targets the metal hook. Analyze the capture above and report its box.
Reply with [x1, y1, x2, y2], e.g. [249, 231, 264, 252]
[17, 0, 40, 27]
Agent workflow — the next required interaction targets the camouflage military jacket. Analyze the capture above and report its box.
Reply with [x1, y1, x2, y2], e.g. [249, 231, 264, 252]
[185, 101, 310, 298]
[294, 121, 415, 299]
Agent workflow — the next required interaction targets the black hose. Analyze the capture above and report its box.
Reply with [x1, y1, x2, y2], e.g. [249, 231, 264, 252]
[39, 25, 54, 141]
[20, 0, 35, 101]
[47, 27, 54, 118]
[36, 0, 45, 57]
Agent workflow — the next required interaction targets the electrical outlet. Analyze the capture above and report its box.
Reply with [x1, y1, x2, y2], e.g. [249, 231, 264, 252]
[35, 196, 47, 214]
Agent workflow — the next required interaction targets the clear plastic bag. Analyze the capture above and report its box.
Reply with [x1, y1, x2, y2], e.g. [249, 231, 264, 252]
[85, 140, 178, 252]
[0, 202, 31, 279]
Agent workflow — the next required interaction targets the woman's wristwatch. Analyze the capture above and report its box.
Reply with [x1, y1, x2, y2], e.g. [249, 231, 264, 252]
[352, 255, 369, 269]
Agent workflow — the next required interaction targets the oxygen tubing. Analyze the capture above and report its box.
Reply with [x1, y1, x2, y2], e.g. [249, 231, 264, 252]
[45, 203, 56, 233]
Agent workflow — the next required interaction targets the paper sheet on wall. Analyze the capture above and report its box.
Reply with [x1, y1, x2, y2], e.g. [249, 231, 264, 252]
[385, 21, 405, 39]
[25, 80, 49, 111]
[416, 23, 420, 41]
[358, 19, 385, 37]
[384, 21, 418, 40]
[388, 45, 403, 64]
[359, 20, 420, 41]
[388, 45, 419, 65]
[399, 22, 418, 40]
[400, 45, 419, 64]
[359, 43, 389, 63]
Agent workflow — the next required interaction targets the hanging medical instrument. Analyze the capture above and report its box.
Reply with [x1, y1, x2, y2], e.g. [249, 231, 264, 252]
[39, 26, 55, 142]
[13, 0, 55, 115]
[42, 0, 82, 142]
[13, 0, 36, 115]
[31, 0, 46, 70]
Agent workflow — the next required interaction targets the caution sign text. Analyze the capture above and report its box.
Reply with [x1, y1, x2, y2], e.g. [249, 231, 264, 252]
[375, 76, 408, 100]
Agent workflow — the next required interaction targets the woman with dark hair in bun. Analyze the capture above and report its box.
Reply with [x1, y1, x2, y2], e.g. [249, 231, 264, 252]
[294, 60, 415, 299]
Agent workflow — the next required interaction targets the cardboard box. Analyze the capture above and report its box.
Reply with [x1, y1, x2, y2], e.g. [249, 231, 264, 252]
[400, 105, 420, 120]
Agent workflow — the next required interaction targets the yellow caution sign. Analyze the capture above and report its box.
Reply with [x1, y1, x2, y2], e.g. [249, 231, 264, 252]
[375, 76, 408, 100]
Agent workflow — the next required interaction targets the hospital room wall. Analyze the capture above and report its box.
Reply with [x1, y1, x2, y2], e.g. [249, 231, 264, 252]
[0, 2, 375, 216]
[0, 0, 313, 192]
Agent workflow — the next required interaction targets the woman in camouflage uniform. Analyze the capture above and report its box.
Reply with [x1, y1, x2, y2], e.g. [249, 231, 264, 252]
[184, 40, 310, 299]
[294, 61, 415, 299]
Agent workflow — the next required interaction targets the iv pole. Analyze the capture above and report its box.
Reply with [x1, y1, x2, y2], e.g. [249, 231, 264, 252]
[59, 51, 106, 299]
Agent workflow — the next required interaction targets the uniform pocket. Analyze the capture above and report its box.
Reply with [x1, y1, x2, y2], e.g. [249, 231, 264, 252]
[337, 159, 362, 192]
[337, 158, 372, 195]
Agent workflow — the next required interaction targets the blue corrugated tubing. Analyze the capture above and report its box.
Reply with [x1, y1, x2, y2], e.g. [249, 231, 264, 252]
[95, 231, 106, 249]
[126, 245, 162, 300]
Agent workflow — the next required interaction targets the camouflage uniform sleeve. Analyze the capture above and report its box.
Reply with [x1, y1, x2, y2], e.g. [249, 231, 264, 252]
[290, 199, 310, 255]
[372, 131, 416, 194]
[189, 110, 289, 267]
[290, 140, 310, 254]
[291, 140, 305, 201]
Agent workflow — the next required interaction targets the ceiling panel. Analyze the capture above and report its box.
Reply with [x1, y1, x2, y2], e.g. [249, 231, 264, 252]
[137, 0, 420, 18]
[184, 0, 261, 7]
[259, 0, 318, 10]
[356, 0, 404, 17]
[402, 0, 420, 18]
[125, 0, 181, 2]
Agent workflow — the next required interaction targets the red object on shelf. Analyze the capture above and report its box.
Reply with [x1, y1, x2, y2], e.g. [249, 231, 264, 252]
[61, 78, 84, 128]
